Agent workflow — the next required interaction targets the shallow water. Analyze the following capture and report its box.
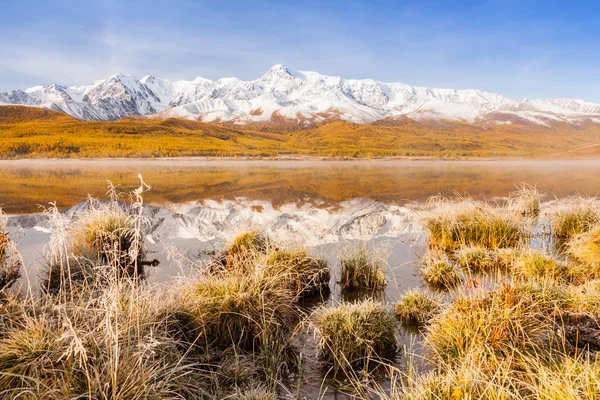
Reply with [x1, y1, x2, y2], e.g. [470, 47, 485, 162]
[3, 159, 599, 398]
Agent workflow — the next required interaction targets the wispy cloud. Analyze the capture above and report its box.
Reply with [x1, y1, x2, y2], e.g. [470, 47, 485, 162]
[1, 0, 600, 101]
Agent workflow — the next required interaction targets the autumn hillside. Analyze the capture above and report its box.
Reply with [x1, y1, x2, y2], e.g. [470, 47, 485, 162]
[1, 105, 600, 158]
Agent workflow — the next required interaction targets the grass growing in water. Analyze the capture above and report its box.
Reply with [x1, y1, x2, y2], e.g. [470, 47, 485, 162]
[454, 245, 495, 273]
[551, 197, 600, 239]
[512, 249, 569, 282]
[339, 243, 387, 293]
[395, 288, 442, 327]
[312, 300, 397, 373]
[0, 211, 21, 292]
[421, 249, 462, 289]
[567, 226, 600, 278]
[70, 181, 152, 279]
[182, 273, 296, 349]
[425, 283, 558, 368]
[265, 249, 330, 298]
[509, 183, 541, 217]
[425, 200, 525, 251]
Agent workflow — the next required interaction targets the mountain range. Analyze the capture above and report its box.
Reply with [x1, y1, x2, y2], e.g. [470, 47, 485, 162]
[2, 64, 600, 126]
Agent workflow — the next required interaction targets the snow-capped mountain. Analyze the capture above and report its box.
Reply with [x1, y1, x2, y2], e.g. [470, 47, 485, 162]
[2, 64, 600, 126]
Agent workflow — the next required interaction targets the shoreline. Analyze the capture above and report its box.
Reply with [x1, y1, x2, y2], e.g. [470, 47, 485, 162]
[0, 155, 598, 166]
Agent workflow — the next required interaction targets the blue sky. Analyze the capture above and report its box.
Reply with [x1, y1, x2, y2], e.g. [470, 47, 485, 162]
[1, 0, 600, 101]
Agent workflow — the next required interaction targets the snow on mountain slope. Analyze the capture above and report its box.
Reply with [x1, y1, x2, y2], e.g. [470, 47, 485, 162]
[1, 64, 600, 125]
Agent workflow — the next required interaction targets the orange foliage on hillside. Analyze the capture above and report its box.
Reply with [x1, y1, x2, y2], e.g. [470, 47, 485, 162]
[1, 105, 600, 159]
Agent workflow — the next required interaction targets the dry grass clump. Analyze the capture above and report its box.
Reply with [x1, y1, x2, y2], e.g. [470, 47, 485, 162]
[0, 233, 21, 292]
[209, 230, 270, 273]
[68, 180, 153, 282]
[0, 314, 70, 395]
[339, 243, 387, 292]
[41, 180, 157, 294]
[384, 360, 519, 400]
[551, 197, 600, 239]
[521, 353, 600, 400]
[425, 201, 524, 251]
[0, 210, 21, 292]
[566, 280, 600, 314]
[567, 226, 600, 276]
[229, 386, 276, 400]
[492, 247, 522, 270]
[395, 288, 442, 327]
[420, 249, 462, 289]
[454, 245, 495, 272]
[265, 249, 330, 297]
[210, 238, 330, 299]
[182, 273, 296, 349]
[312, 300, 396, 371]
[0, 283, 204, 399]
[425, 284, 558, 368]
[509, 183, 541, 217]
[383, 350, 600, 400]
[512, 249, 569, 282]
[228, 230, 269, 257]
[71, 202, 142, 276]
[41, 257, 95, 294]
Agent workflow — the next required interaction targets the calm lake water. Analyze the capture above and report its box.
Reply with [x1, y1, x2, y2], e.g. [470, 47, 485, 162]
[1, 159, 600, 214]
[3, 159, 599, 399]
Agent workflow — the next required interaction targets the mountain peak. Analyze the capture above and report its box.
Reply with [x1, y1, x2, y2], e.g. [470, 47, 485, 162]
[261, 64, 305, 82]
[2, 66, 600, 125]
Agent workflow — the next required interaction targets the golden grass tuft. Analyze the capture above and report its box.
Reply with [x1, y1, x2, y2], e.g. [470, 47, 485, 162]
[454, 245, 495, 272]
[492, 247, 522, 270]
[265, 249, 330, 297]
[509, 183, 541, 217]
[395, 288, 442, 327]
[229, 230, 269, 256]
[420, 249, 462, 289]
[0, 314, 69, 395]
[210, 237, 330, 299]
[71, 204, 142, 275]
[182, 273, 296, 349]
[0, 224, 21, 292]
[425, 283, 558, 369]
[209, 230, 270, 273]
[567, 226, 600, 278]
[425, 201, 524, 251]
[551, 197, 600, 239]
[229, 386, 276, 400]
[312, 300, 396, 371]
[339, 243, 387, 292]
[512, 249, 568, 282]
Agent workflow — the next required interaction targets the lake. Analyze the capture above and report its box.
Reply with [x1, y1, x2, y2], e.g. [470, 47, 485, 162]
[1, 159, 600, 214]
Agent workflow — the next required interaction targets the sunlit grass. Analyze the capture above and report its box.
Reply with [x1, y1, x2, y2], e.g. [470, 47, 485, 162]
[512, 249, 569, 282]
[312, 300, 397, 372]
[339, 243, 387, 292]
[424, 200, 525, 251]
[395, 288, 442, 327]
[567, 226, 600, 279]
[420, 249, 462, 289]
[551, 197, 600, 239]
[454, 245, 495, 273]
[509, 183, 541, 217]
